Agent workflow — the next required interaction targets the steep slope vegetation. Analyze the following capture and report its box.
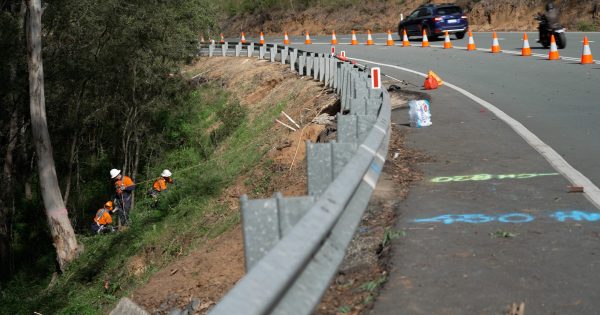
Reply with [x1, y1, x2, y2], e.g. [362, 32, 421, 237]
[219, 0, 600, 35]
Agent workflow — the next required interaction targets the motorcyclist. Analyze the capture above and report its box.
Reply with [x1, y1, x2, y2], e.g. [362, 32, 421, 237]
[543, 2, 561, 29]
[537, 2, 561, 44]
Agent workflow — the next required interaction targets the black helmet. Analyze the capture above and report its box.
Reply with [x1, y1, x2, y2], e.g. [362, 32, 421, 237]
[546, 2, 554, 10]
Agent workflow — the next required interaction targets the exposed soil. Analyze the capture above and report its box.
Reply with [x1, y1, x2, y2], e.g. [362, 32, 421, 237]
[221, 0, 600, 35]
[132, 57, 336, 314]
[131, 59, 430, 315]
[314, 93, 431, 314]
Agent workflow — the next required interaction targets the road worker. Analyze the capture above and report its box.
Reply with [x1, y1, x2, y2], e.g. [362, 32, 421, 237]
[91, 201, 116, 234]
[110, 168, 135, 226]
[148, 169, 174, 206]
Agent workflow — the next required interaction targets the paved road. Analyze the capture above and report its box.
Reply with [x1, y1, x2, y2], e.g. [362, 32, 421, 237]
[270, 33, 600, 313]
[278, 32, 600, 197]
[223, 32, 600, 313]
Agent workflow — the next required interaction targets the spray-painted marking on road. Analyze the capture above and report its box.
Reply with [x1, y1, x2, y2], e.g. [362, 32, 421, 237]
[347, 57, 600, 210]
[431, 173, 559, 183]
[413, 210, 600, 224]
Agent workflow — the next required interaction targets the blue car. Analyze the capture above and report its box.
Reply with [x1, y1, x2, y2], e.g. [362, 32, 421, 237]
[398, 4, 468, 40]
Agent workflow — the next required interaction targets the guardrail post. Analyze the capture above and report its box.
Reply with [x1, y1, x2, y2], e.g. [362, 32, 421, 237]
[241, 194, 316, 271]
[290, 48, 297, 72]
[270, 46, 276, 62]
[281, 47, 288, 64]
[299, 51, 306, 76]
[235, 44, 241, 57]
[312, 53, 318, 80]
[308, 53, 314, 78]
[324, 55, 330, 87]
[209, 43, 214, 57]
[247, 42, 254, 57]
[337, 114, 377, 144]
[222, 42, 228, 57]
[306, 142, 358, 196]
[333, 60, 339, 91]
[319, 54, 325, 83]
[259, 45, 265, 59]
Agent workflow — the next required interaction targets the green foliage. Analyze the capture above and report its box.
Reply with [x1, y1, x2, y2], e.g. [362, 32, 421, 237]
[0, 73, 287, 313]
[381, 227, 404, 247]
[338, 305, 352, 313]
[0, 0, 220, 283]
[359, 275, 388, 292]
[577, 21, 597, 32]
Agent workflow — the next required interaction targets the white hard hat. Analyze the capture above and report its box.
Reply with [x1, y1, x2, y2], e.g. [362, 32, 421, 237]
[161, 169, 172, 177]
[110, 169, 121, 179]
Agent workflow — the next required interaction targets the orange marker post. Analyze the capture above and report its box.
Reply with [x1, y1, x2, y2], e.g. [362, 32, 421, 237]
[283, 31, 290, 45]
[581, 36, 594, 64]
[521, 33, 531, 56]
[491, 31, 501, 53]
[366, 30, 374, 46]
[351, 30, 358, 45]
[402, 29, 410, 47]
[467, 30, 476, 51]
[422, 29, 430, 48]
[305, 32, 311, 45]
[386, 30, 394, 46]
[548, 34, 560, 60]
[443, 31, 452, 49]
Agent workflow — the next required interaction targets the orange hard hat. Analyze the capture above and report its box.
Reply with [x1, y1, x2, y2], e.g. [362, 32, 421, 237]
[104, 201, 114, 210]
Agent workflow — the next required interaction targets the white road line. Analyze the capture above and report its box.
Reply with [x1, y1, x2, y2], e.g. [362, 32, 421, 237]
[350, 57, 600, 209]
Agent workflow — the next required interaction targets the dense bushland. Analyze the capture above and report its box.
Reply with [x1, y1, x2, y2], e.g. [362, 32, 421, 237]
[0, 0, 216, 292]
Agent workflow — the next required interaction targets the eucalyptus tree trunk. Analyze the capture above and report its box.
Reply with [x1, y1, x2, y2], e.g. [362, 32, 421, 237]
[26, 0, 79, 272]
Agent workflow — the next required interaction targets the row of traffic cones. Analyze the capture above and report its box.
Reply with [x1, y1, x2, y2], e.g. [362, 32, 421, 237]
[209, 31, 595, 64]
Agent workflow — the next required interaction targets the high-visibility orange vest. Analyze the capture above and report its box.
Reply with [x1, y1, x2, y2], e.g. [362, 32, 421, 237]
[115, 175, 135, 195]
[152, 177, 173, 192]
[94, 208, 113, 225]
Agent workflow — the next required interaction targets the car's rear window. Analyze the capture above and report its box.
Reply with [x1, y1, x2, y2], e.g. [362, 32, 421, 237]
[436, 6, 462, 15]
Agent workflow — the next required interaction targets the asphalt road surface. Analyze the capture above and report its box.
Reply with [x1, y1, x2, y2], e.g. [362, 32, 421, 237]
[223, 32, 600, 313]
[275, 32, 600, 314]
[278, 32, 600, 196]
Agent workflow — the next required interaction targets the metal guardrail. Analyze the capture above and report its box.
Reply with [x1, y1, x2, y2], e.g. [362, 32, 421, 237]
[197, 42, 391, 315]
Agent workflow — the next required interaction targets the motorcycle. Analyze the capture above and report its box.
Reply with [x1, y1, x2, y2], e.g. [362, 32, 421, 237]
[535, 13, 566, 49]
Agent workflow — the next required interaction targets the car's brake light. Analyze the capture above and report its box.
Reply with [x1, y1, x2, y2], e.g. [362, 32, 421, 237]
[433, 17, 443, 22]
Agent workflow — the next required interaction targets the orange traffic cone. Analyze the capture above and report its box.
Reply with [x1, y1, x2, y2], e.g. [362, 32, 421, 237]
[220, 33, 225, 44]
[581, 36, 594, 64]
[402, 29, 410, 47]
[521, 33, 531, 56]
[443, 31, 452, 49]
[422, 29, 429, 48]
[491, 31, 501, 53]
[548, 34, 560, 60]
[428, 70, 443, 86]
[283, 31, 290, 45]
[241, 32, 246, 44]
[366, 30, 374, 45]
[331, 31, 338, 45]
[351, 30, 358, 45]
[305, 31, 311, 45]
[259, 31, 265, 45]
[467, 30, 476, 51]
[386, 30, 394, 46]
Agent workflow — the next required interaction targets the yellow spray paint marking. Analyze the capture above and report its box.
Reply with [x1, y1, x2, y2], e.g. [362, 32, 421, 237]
[431, 173, 559, 183]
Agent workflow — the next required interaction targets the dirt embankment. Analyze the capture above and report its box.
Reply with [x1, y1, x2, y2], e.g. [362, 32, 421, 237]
[221, 0, 600, 35]
[131, 57, 337, 313]
[129, 57, 429, 315]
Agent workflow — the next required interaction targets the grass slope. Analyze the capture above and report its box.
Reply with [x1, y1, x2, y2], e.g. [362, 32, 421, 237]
[0, 82, 285, 314]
